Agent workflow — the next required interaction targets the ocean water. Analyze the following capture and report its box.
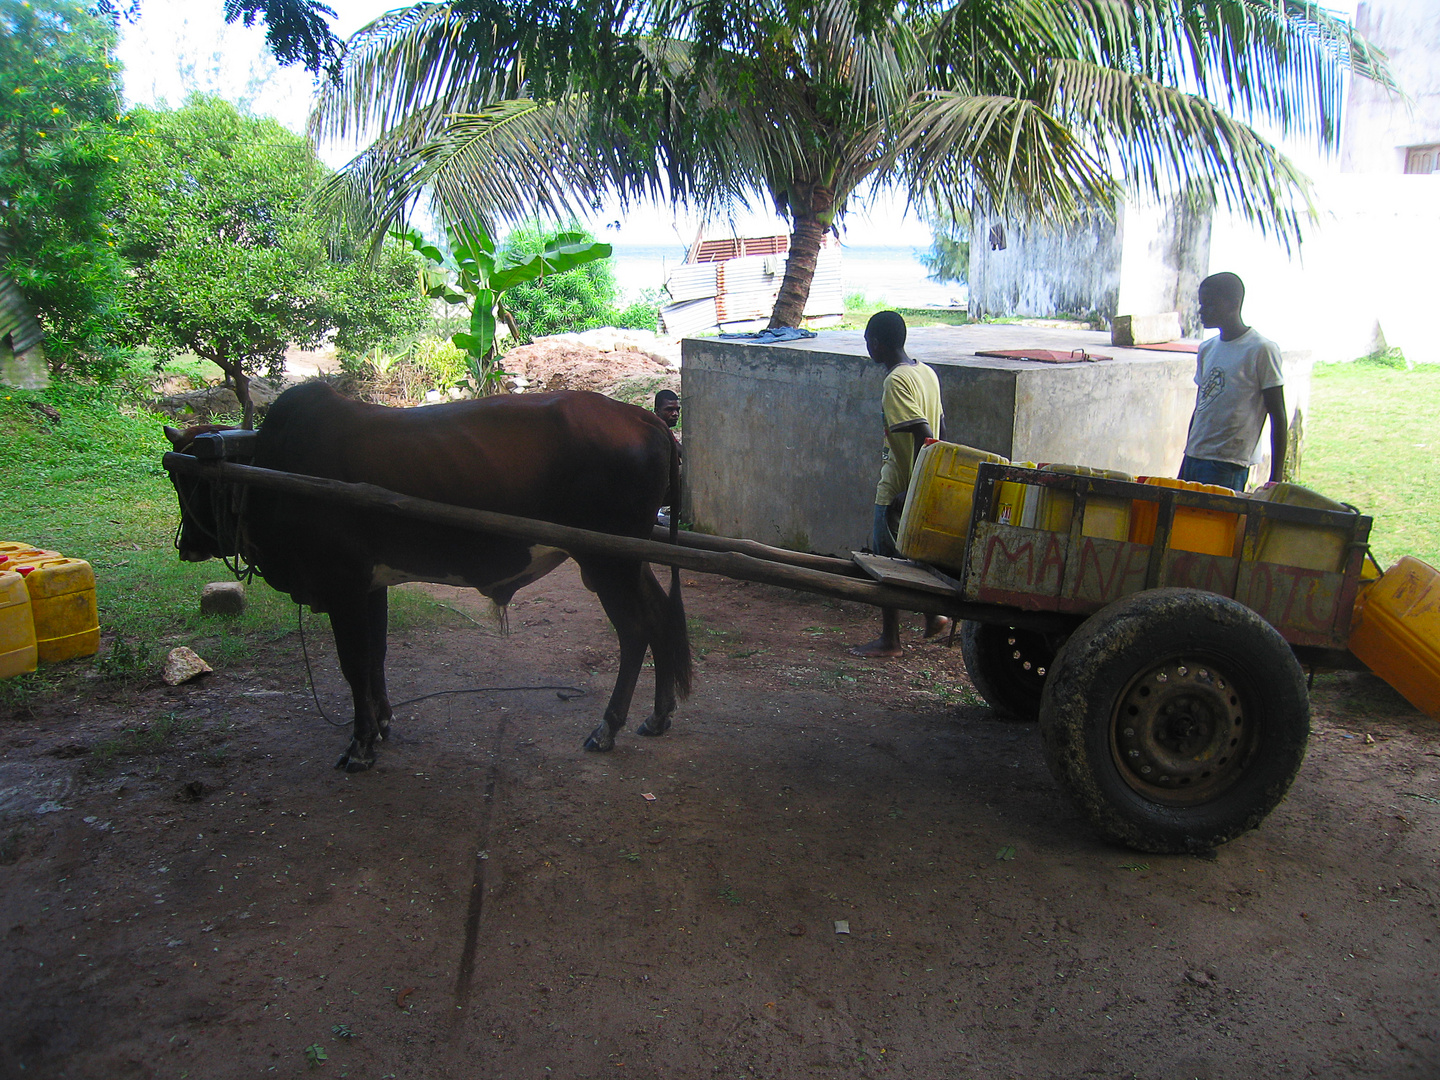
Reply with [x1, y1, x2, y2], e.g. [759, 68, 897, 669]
[610, 243, 966, 311]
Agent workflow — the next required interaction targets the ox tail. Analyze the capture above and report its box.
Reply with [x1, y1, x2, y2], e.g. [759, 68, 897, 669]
[665, 434, 692, 698]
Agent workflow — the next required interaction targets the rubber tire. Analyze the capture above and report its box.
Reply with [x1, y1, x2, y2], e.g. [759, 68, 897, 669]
[960, 620, 1059, 722]
[1039, 588, 1309, 854]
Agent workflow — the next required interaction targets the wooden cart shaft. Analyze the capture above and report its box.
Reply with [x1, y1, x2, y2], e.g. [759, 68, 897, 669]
[161, 453, 1066, 632]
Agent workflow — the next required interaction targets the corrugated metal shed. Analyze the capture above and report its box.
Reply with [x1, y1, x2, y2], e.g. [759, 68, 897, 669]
[691, 235, 790, 262]
[714, 289, 777, 323]
[660, 233, 843, 335]
[803, 248, 844, 318]
[664, 263, 718, 303]
[659, 297, 719, 337]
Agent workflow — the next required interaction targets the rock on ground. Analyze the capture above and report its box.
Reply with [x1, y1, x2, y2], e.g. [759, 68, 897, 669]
[151, 378, 283, 423]
[200, 581, 246, 616]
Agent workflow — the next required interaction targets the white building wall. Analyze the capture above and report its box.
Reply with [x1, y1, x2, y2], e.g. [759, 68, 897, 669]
[1208, 174, 1440, 366]
[1340, 0, 1440, 173]
[1208, 0, 1440, 367]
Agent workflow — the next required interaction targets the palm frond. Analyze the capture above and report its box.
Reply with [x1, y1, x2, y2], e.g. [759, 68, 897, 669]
[314, 98, 596, 245]
[312, 3, 486, 143]
[1046, 57, 1315, 247]
[1009, 0, 1395, 146]
[309, 0, 1395, 304]
[895, 91, 1120, 224]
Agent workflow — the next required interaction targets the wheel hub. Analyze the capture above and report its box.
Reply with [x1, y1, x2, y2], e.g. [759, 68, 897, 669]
[1111, 658, 1253, 805]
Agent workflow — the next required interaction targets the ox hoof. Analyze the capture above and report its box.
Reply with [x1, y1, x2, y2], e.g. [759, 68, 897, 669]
[378, 721, 392, 741]
[334, 742, 377, 772]
[636, 713, 672, 737]
[583, 725, 616, 752]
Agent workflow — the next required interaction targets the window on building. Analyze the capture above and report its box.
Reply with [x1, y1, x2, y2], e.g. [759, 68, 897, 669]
[1404, 144, 1440, 174]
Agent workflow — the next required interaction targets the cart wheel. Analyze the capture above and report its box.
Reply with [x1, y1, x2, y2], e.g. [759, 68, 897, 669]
[1039, 588, 1309, 854]
[960, 621, 1058, 722]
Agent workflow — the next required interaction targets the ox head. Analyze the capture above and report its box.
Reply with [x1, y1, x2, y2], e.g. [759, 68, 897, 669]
[164, 423, 242, 563]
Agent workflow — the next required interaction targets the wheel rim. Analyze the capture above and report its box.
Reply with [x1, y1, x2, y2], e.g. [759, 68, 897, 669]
[1110, 656, 1258, 806]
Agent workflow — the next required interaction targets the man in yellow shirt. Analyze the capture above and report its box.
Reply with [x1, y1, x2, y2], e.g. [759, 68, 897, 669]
[851, 310, 951, 657]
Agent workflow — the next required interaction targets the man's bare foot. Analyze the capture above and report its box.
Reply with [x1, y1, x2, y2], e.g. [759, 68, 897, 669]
[850, 637, 904, 658]
[924, 615, 953, 640]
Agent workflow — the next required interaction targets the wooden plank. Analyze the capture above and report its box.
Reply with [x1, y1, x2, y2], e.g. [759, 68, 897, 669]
[851, 553, 960, 596]
[962, 521, 1067, 604]
[650, 526, 862, 577]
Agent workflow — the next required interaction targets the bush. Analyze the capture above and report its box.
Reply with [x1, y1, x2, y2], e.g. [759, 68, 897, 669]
[1354, 346, 1409, 370]
[498, 223, 659, 339]
[337, 335, 473, 404]
[609, 290, 663, 333]
[1, 0, 131, 378]
[500, 228, 616, 339]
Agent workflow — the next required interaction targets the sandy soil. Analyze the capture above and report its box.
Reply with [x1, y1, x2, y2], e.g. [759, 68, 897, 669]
[500, 333, 677, 395]
[2, 564, 1438, 1079]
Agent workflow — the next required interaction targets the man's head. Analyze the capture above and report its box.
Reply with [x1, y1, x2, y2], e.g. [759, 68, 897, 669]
[654, 389, 680, 428]
[865, 310, 908, 366]
[1198, 272, 1246, 332]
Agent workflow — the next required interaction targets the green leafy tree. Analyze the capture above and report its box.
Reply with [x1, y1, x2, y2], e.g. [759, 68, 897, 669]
[921, 205, 970, 287]
[311, 0, 1394, 331]
[328, 240, 431, 360]
[397, 221, 612, 392]
[499, 222, 623, 340]
[0, 0, 129, 377]
[114, 95, 426, 426]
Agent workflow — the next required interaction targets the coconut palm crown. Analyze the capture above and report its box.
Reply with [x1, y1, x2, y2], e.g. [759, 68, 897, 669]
[311, 0, 1393, 329]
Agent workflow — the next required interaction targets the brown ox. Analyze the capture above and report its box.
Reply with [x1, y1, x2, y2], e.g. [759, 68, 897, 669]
[164, 381, 690, 770]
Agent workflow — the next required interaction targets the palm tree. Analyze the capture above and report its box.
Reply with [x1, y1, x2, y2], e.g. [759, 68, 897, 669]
[311, 0, 1393, 329]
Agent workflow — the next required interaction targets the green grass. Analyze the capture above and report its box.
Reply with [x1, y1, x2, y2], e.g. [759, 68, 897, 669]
[0, 379, 450, 706]
[1300, 360, 1440, 569]
[837, 294, 972, 331]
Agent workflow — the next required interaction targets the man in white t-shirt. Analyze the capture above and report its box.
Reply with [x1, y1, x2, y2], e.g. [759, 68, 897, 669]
[1180, 272, 1287, 491]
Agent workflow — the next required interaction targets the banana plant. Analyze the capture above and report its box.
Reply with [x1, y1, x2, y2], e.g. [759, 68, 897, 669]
[395, 221, 611, 393]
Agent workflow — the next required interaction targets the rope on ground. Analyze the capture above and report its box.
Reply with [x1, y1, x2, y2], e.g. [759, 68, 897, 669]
[295, 604, 587, 729]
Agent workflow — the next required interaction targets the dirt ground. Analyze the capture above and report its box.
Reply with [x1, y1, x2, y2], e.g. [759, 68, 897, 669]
[2, 564, 1438, 1079]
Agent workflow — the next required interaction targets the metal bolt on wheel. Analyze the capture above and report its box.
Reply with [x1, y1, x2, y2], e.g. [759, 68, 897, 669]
[960, 620, 1062, 722]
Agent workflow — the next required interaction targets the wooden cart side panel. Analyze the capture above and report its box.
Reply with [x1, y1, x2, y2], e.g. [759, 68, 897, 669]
[1158, 550, 1242, 596]
[963, 522, 1066, 609]
[1235, 563, 1350, 647]
[964, 522, 1356, 647]
[1060, 536, 1153, 607]
[961, 463, 1371, 649]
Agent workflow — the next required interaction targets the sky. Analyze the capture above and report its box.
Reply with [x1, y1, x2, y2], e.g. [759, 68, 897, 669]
[114, 0, 1364, 251]
[112, 0, 934, 249]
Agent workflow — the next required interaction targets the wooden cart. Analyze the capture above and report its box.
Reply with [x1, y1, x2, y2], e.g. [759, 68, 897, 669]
[165, 444, 1375, 854]
[854, 462, 1374, 854]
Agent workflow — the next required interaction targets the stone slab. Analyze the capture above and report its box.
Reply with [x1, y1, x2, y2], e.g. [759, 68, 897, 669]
[200, 581, 246, 616]
[1112, 312, 1183, 347]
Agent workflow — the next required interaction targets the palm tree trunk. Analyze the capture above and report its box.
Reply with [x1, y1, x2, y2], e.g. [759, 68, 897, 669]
[769, 214, 828, 329]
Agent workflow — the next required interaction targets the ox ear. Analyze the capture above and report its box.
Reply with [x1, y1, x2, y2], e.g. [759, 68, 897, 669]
[163, 425, 187, 449]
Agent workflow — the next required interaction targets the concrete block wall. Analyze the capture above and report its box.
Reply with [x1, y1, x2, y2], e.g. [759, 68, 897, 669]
[682, 326, 1310, 556]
